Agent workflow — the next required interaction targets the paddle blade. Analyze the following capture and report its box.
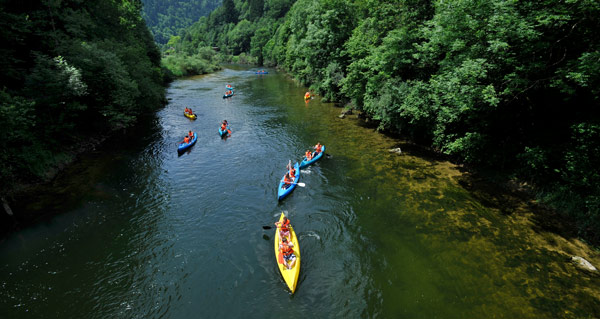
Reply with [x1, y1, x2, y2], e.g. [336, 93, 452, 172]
[278, 252, 284, 264]
[227, 129, 231, 134]
[262, 226, 272, 230]
[296, 182, 305, 187]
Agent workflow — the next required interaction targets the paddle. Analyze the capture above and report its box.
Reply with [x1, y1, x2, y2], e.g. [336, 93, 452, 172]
[262, 224, 294, 230]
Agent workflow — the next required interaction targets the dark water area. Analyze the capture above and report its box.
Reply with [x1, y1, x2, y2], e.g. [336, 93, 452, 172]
[1, 66, 598, 318]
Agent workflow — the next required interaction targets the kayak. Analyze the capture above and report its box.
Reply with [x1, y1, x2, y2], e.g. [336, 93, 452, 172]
[225, 85, 234, 90]
[299, 145, 326, 169]
[184, 112, 197, 120]
[274, 212, 300, 293]
[177, 132, 197, 153]
[218, 126, 229, 137]
[255, 71, 268, 74]
[278, 162, 300, 200]
[223, 92, 234, 98]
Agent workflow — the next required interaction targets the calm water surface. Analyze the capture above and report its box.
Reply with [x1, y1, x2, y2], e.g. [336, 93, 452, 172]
[1, 66, 598, 318]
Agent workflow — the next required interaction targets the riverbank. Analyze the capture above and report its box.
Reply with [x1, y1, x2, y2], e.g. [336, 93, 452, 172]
[337, 105, 600, 270]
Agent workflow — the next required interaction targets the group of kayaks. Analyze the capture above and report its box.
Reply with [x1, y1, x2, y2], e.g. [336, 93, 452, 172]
[178, 85, 236, 153]
[179, 78, 320, 294]
[274, 144, 325, 293]
[278, 145, 325, 201]
[223, 84, 234, 98]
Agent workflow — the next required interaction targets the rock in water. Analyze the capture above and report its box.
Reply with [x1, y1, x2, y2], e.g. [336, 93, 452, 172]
[388, 147, 402, 154]
[571, 256, 598, 272]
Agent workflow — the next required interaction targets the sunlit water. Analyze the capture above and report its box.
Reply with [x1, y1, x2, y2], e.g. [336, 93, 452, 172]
[1, 66, 598, 318]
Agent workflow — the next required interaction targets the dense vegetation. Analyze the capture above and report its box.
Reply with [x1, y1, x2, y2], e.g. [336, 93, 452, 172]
[0, 0, 166, 191]
[141, 0, 222, 45]
[172, 0, 600, 244]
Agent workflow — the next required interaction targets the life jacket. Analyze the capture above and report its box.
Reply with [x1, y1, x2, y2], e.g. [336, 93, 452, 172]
[280, 242, 293, 256]
[183, 136, 189, 143]
[316, 145, 322, 153]
[289, 169, 295, 179]
[188, 132, 194, 138]
[284, 175, 292, 184]
[221, 124, 227, 130]
[280, 219, 290, 232]
[305, 151, 312, 160]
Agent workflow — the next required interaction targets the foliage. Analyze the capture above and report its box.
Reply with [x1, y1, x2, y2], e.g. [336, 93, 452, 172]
[141, 0, 221, 44]
[0, 0, 166, 187]
[161, 50, 221, 77]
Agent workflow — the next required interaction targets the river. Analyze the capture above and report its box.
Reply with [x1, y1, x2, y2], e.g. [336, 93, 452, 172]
[1, 65, 598, 318]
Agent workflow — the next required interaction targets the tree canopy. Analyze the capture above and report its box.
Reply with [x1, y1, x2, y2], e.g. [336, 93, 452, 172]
[0, 0, 166, 189]
[141, 0, 222, 44]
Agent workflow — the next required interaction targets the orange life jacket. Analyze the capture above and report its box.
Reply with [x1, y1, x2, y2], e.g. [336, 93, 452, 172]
[188, 132, 194, 138]
[280, 242, 293, 256]
[183, 136, 189, 143]
[305, 151, 312, 160]
[289, 169, 295, 179]
[280, 219, 290, 232]
[284, 175, 292, 184]
[316, 145, 322, 153]
[221, 124, 227, 130]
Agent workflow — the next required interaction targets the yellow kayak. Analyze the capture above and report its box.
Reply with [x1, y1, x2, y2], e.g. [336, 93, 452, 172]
[184, 111, 197, 120]
[274, 212, 300, 293]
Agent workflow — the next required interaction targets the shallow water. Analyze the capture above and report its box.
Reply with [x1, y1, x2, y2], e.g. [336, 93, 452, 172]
[1, 66, 598, 318]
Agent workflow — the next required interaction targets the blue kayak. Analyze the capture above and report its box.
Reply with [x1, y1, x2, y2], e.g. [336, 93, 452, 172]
[299, 145, 326, 169]
[219, 126, 229, 137]
[278, 162, 300, 201]
[255, 71, 268, 74]
[178, 132, 197, 153]
[223, 91, 234, 98]
[225, 85, 234, 90]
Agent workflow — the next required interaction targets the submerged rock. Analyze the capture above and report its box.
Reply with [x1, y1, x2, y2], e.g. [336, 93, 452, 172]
[571, 256, 598, 272]
[341, 108, 353, 116]
[389, 147, 402, 154]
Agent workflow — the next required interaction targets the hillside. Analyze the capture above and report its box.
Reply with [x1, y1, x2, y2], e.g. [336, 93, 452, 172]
[141, 0, 222, 44]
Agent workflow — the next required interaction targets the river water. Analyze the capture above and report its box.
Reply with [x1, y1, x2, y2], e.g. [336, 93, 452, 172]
[1, 66, 598, 318]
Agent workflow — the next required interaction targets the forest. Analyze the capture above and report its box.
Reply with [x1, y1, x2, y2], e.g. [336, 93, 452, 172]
[169, 0, 600, 244]
[141, 0, 221, 45]
[0, 0, 166, 192]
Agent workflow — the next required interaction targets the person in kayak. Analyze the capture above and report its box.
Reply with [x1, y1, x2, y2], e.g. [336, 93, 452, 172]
[313, 142, 323, 156]
[286, 160, 296, 179]
[304, 150, 313, 161]
[279, 237, 296, 270]
[275, 216, 291, 241]
[220, 122, 228, 131]
[182, 135, 190, 144]
[304, 92, 310, 99]
[282, 172, 293, 189]
[188, 130, 194, 138]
